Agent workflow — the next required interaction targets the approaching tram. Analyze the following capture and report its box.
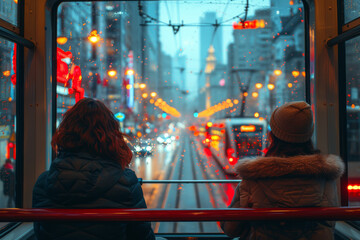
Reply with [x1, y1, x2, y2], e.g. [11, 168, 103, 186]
[206, 118, 267, 174]
[1, 0, 360, 239]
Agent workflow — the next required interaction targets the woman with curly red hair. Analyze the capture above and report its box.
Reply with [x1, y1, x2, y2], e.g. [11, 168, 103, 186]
[32, 98, 155, 240]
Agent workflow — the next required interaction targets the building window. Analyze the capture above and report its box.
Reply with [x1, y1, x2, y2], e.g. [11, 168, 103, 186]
[0, 0, 18, 26]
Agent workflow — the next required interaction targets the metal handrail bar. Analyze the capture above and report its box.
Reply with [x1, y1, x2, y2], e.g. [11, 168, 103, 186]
[138, 179, 242, 184]
[1, 208, 360, 222]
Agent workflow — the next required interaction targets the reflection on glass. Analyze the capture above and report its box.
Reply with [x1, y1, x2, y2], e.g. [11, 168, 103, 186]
[344, 0, 360, 23]
[0, 0, 18, 26]
[346, 36, 360, 206]
[0, 38, 16, 209]
[57, 0, 305, 233]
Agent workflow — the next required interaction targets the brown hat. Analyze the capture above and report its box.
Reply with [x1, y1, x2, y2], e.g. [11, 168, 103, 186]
[270, 101, 314, 143]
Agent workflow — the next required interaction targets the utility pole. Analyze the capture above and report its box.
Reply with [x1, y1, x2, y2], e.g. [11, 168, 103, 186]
[232, 69, 255, 117]
[90, 2, 98, 98]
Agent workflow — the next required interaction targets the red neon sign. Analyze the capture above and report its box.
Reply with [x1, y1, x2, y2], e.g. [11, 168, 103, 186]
[57, 47, 85, 102]
[233, 19, 265, 30]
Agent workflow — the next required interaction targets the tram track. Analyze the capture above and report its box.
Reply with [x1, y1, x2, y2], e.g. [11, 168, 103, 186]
[191, 134, 238, 208]
[154, 137, 183, 233]
[173, 134, 204, 233]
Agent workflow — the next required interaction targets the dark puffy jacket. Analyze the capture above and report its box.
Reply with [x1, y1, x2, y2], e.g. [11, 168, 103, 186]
[32, 151, 155, 240]
[221, 154, 344, 240]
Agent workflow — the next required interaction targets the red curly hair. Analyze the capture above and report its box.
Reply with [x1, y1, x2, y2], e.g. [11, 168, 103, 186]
[51, 98, 132, 169]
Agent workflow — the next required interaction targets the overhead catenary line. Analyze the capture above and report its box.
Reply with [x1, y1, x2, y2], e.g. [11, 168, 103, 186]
[137, 0, 249, 32]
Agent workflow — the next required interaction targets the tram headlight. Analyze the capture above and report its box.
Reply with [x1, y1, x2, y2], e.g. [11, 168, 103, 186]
[135, 145, 141, 152]
[146, 146, 153, 151]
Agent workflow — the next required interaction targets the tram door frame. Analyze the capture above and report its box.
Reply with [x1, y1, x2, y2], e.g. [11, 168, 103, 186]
[18, 0, 347, 209]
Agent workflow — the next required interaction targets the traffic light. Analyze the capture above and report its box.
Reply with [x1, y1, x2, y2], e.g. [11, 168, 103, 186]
[162, 113, 167, 119]
[193, 110, 198, 118]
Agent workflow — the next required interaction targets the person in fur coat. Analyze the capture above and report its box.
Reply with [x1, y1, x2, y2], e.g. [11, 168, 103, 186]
[221, 101, 345, 240]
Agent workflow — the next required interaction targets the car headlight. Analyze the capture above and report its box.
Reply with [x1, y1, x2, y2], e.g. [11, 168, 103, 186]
[157, 137, 164, 143]
[135, 146, 141, 151]
[146, 146, 153, 151]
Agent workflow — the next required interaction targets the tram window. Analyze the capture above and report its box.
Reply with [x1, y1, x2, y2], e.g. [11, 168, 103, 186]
[56, 0, 306, 233]
[0, 0, 17, 26]
[0, 38, 16, 230]
[344, 0, 360, 23]
[345, 36, 360, 206]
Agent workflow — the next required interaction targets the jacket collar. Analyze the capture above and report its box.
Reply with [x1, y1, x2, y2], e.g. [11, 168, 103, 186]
[235, 154, 344, 180]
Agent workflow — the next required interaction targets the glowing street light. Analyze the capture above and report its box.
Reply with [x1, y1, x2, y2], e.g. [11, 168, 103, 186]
[273, 70, 282, 76]
[57, 36, 68, 45]
[150, 92, 157, 98]
[3, 71, 10, 77]
[288, 83, 293, 88]
[252, 92, 259, 98]
[292, 70, 300, 78]
[234, 99, 239, 104]
[125, 69, 134, 76]
[139, 83, 146, 89]
[88, 30, 100, 44]
[268, 84, 275, 90]
[142, 93, 148, 99]
[255, 83, 263, 89]
[107, 70, 117, 77]
[254, 112, 259, 118]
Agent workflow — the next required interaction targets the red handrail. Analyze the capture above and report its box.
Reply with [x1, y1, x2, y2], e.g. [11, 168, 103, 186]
[1, 208, 360, 222]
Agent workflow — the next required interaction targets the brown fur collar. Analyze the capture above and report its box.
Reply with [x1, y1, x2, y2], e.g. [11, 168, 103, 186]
[235, 154, 344, 180]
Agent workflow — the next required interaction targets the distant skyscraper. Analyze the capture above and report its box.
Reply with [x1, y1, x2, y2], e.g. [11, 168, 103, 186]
[199, 12, 223, 72]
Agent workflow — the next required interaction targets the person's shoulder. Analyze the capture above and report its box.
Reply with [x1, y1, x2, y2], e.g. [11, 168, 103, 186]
[119, 168, 139, 185]
[34, 171, 49, 188]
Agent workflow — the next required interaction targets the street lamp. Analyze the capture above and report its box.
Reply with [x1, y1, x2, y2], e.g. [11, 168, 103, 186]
[150, 92, 157, 98]
[268, 84, 275, 90]
[107, 69, 117, 77]
[125, 68, 134, 76]
[139, 83, 146, 89]
[273, 69, 282, 76]
[142, 93, 148, 99]
[88, 30, 100, 44]
[292, 70, 300, 78]
[57, 36, 68, 45]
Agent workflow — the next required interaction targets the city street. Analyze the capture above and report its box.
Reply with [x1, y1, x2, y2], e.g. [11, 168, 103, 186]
[131, 130, 238, 234]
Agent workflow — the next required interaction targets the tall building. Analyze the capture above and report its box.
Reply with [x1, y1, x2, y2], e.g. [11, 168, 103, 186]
[228, 9, 272, 117]
[199, 12, 223, 71]
[197, 12, 224, 113]
[56, 3, 92, 120]
[271, 3, 305, 111]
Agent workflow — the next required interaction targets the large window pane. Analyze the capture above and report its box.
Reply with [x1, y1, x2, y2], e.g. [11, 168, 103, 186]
[0, 38, 16, 211]
[345, 36, 360, 206]
[344, 0, 360, 23]
[0, 0, 17, 26]
[57, 0, 305, 233]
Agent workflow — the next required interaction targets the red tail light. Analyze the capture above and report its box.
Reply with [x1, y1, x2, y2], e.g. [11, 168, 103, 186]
[227, 148, 235, 156]
[348, 185, 360, 191]
[228, 157, 238, 165]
